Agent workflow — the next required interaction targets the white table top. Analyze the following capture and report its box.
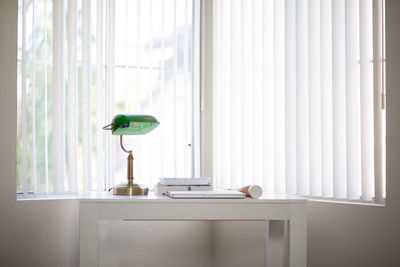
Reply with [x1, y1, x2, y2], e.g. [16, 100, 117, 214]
[19, 191, 307, 203]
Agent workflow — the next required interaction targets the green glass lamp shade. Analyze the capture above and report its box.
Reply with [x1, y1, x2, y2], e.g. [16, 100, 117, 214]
[109, 114, 160, 135]
[103, 113, 160, 196]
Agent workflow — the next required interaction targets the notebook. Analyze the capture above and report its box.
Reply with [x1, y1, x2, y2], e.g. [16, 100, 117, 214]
[167, 190, 245, 199]
[159, 177, 212, 186]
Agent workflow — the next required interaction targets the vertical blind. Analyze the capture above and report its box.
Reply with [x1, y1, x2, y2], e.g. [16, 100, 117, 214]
[17, 0, 195, 194]
[213, 0, 385, 201]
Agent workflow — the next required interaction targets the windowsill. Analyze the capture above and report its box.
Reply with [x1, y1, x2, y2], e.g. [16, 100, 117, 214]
[17, 192, 385, 206]
[17, 191, 132, 201]
[17, 192, 82, 201]
[307, 197, 385, 207]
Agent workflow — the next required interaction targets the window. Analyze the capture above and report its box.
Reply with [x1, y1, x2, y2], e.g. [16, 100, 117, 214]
[17, 0, 198, 194]
[213, 0, 386, 203]
[17, 0, 385, 204]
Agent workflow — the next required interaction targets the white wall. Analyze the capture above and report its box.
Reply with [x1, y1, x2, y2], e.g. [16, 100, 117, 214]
[0, 1, 80, 266]
[2, 0, 400, 266]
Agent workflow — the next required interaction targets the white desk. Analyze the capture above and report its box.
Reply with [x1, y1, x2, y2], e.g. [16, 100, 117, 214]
[79, 192, 307, 267]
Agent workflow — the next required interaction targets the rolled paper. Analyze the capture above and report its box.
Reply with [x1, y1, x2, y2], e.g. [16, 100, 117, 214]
[238, 185, 263, 199]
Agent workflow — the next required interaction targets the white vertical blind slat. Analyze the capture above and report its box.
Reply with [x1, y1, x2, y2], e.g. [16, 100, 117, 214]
[68, 0, 78, 193]
[104, 0, 110, 191]
[213, 0, 221, 188]
[96, 0, 104, 192]
[171, 0, 177, 176]
[53, 0, 65, 193]
[360, 0, 374, 201]
[174, 0, 185, 177]
[161, 0, 170, 176]
[193, 0, 201, 177]
[22, 0, 28, 195]
[124, 0, 128, 113]
[111, 0, 116, 189]
[373, 0, 384, 203]
[105, 0, 116, 189]
[285, 0, 297, 194]
[149, 0, 153, 108]
[183, 0, 188, 177]
[32, 0, 37, 193]
[332, 0, 347, 199]
[320, 0, 334, 198]
[220, 0, 231, 189]
[274, 0, 286, 194]
[262, 0, 275, 194]
[44, 0, 49, 193]
[253, 0, 264, 189]
[109, 0, 116, 188]
[160, 0, 166, 177]
[308, 0, 322, 197]
[135, 0, 142, 179]
[296, 0, 310, 196]
[229, 0, 241, 189]
[82, 0, 92, 192]
[149, 0, 155, 183]
[345, 0, 362, 200]
[241, 0, 254, 187]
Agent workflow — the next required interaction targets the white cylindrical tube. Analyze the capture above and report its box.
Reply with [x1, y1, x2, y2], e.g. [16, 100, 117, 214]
[238, 185, 263, 199]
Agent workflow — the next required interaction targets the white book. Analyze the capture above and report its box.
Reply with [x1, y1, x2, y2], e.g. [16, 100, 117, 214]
[158, 177, 212, 186]
[156, 184, 212, 196]
[167, 190, 245, 199]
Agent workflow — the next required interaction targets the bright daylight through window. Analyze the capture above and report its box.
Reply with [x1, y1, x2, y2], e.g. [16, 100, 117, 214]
[213, 0, 385, 203]
[17, 0, 385, 204]
[17, 0, 195, 195]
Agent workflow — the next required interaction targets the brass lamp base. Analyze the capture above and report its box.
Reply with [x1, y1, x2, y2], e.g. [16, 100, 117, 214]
[113, 182, 149, 196]
[112, 136, 149, 196]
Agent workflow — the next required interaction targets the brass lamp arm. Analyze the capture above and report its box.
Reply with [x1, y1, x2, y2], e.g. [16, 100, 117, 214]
[120, 135, 132, 154]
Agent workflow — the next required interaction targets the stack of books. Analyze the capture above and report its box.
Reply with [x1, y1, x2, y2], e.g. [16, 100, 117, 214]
[156, 177, 212, 196]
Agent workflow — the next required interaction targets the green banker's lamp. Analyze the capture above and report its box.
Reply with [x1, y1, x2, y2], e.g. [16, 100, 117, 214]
[103, 114, 160, 196]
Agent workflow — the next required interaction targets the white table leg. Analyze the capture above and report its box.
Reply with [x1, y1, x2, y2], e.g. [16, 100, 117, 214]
[265, 220, 271, 267]
[80, 203, 98, 267]
[289, 203, 307, 267]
